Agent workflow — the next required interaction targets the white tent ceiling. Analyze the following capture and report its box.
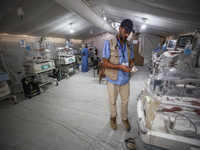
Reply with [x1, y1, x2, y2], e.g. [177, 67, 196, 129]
[0, 0, 200, 40]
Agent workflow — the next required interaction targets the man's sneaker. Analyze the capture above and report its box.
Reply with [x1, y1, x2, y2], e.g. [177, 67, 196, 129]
[122, 119, 130, 130]
[110, 117, 117, 130]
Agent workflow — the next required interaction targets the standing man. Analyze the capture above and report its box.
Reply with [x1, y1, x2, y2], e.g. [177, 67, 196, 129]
[102, 19, 135, 130]
[81, 43, 89, 72]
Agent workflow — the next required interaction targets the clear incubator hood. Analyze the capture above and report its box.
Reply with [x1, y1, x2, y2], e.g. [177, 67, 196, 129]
[148, 67, 200, 99]
[137, 52, 200, 150]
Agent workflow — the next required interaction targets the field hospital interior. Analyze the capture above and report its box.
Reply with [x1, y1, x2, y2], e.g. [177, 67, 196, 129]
[0, 0, 200, 150]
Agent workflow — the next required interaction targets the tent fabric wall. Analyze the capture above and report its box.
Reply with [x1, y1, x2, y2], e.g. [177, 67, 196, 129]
[0, 34, 66, 84]
[85, 33, 115, 60]
[85, 32, 143, 63]
[131, 35, 144, 66]
[139, 33, 162, 60]
[69, 39, 83, 51]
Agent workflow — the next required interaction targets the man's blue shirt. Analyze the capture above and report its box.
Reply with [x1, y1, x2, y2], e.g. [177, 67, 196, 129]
[102, 39, 134, 85]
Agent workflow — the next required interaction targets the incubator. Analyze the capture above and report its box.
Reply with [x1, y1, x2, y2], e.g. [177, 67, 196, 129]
[137, 33, 200, 149]
[150, 31, 200, 76]
[23, 49, 58, 87]
[137, 53, 200, 149]
[0, 76, 17, 104]
[159, 51, 197, 72]
[54, 47, 76, 65]
[150, 49, 168, 75]
[151, 48, 197, 76]
[0, 52, 17, 104]
[54, 47, 78, 79]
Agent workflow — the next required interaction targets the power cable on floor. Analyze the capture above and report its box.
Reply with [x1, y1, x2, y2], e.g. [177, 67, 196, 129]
[125, 138, 135, 150]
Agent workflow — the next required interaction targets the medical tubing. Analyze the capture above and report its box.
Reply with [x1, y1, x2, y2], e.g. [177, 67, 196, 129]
[173, 113, 197, 135]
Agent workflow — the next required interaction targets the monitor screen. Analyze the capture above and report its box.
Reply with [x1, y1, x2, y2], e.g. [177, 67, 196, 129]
[176, 35, 193, 48]
[87, 42, 91, 47]
[167, 40, 176, 50]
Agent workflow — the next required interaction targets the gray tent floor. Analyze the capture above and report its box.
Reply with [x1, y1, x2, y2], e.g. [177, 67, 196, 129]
[0, 66, 151, 150]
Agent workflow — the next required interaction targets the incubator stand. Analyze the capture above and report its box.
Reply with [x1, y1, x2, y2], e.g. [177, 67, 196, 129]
[74, 48, 82, 68]
[88, 47, 95, 67]
[54, 47, 78, 79]
[137, 53, 200, 150]
[0, 52, 17, 104]
[0, 80, 17, 104]
[23, 49, 58, 88]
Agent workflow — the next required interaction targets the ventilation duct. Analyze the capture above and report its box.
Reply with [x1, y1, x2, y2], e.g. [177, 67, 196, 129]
[55, 0, 117, 35]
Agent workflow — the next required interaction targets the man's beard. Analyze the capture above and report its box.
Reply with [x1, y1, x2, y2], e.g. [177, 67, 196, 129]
[119, 31, 127, 43]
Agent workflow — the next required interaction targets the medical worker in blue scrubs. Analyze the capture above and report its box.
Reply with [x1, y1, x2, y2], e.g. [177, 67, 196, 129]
[81, 43, 89, 72]
[102, 19, 135, 130]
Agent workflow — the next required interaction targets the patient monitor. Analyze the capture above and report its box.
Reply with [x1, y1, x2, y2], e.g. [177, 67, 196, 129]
[167, 40, 176, 50]
[176, 35, 194, 49]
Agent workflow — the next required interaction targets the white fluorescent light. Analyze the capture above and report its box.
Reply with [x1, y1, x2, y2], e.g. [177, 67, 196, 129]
[70, 29, 74, 33]
[141, 24, 146, 29]
[70, 23, 74, 33]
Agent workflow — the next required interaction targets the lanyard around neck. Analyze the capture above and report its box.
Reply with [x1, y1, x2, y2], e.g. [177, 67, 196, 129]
[116, 37, 125, 54]
[116, 37, 127, 62]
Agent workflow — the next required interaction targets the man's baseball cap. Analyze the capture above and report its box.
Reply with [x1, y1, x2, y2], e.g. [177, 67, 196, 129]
[120, 19, 135, 33]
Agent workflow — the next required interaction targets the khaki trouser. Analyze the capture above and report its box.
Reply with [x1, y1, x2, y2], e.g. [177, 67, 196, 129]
[107, 82, 130, 120]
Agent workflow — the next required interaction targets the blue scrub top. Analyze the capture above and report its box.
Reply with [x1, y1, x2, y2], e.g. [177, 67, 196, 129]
[102, 39, 134, 85]
[81, 48, 89, 72]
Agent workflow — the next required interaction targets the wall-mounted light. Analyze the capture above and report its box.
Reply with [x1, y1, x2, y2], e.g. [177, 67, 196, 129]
[113, 22, 115, 27]
[70, 23, 74, 33]
[90, 30, 93, 35]
[116, 26, 119, 31]
[102, 9, 106, 21]
[17, 6, 24, 19]
[141, 18, 147, 29]
[108, 18, 112, 23]
[111, 21, 120, 31]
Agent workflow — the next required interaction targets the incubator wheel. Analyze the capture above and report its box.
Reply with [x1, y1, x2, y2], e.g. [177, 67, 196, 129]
[66, 74, 70, 79]
[40, 87, 43, 93]
[75, 70, 78, 75]
[13, 98, 18, 104]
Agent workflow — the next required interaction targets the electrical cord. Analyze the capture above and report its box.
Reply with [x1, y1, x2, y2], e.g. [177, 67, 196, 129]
[174, 113, 197, 135]
[125, 138, 135, 150]
[159, 110, 200, 139]
[192, 90, 200, 98]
